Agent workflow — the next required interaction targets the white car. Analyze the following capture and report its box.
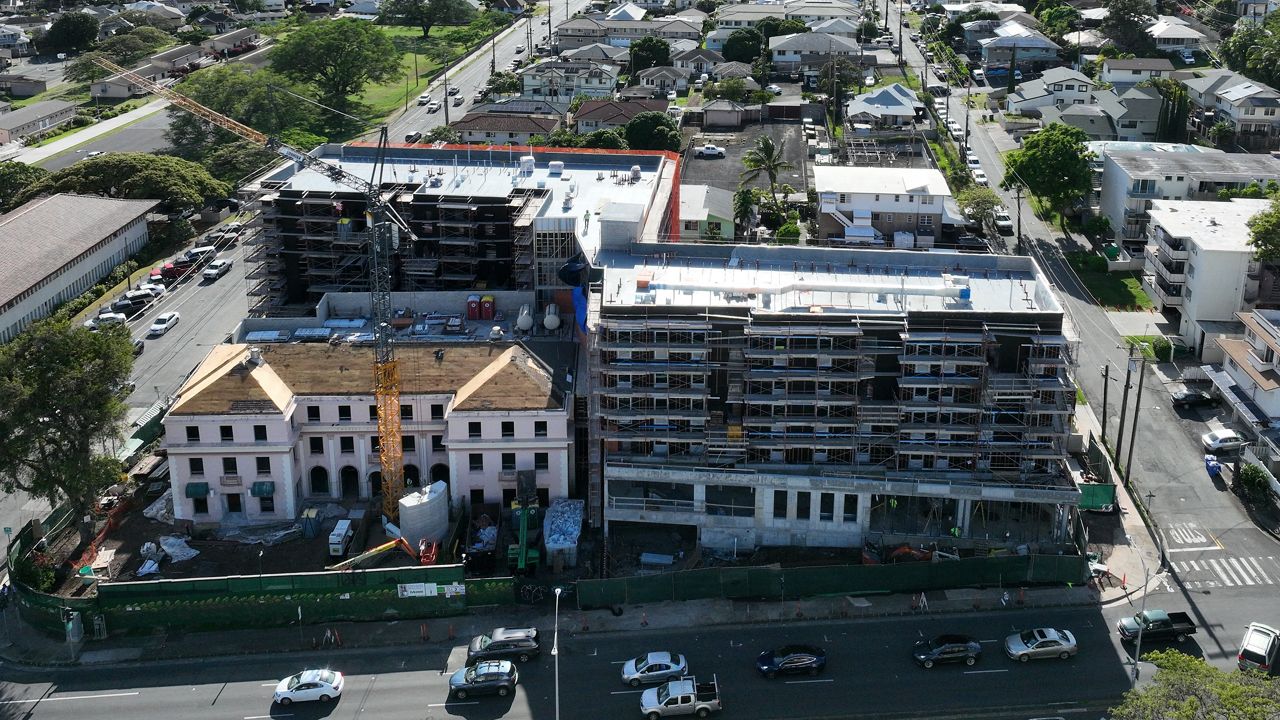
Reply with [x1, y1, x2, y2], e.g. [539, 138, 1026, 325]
[973, 68, 985, 82]
[1180, 48, 1195, 64]
[137, 282, 166, 297]
[85, 312, 127, 330]
[947, 120, 962, 135]
[148, 311, 180, 336]
[1202, 429, 1246, 453]
[766, 84, 783, 95]
[202, 258, 233, 280]
[273, 669, 344, 705]
[966, 156, 981, 169]
[666, 90, 677, 100]
[427, 100, 442, 113]
[971, 169, 989, 186]
[416, 94, 432, 106]
[993, 208, 1013, 232]
[515, 44, 525, 53]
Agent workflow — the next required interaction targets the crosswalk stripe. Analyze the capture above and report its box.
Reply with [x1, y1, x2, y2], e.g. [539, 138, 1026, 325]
[1247, 557, 1273, 584]
[1229, 558, 1258, 585]
[1208, 558, 1236, 586]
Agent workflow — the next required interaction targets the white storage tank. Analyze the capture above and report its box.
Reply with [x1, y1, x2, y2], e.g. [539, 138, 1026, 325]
[544, 304, 561, 329]
[398, 481, 449, 549]
[516, 304, 535, 331]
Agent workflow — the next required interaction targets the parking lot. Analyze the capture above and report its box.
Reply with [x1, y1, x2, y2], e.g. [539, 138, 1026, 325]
[681, 122, 808, 196]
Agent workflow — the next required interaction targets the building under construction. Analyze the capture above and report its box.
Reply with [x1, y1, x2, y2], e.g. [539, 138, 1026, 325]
[586, 243, 1080, 553]
[245, 144, 679, 315]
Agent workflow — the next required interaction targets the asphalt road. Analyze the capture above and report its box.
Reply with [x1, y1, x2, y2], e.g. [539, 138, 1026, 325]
[121, 230, 250, 414]
[38, 111, 172, 172]
[0, 607, 1130, 720]
[892, 6, 1279, 671]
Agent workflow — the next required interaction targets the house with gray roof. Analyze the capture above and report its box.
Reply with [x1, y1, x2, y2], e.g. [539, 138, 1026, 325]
[1179, 68, 1280, 150]
[1005, 67, 1096, 114]
[845, 83, 923, 127]
[561, 43, 629, 65]
[674, 47, 724, 76]
[0, 100, 76, 144]
[679, 184, 735, 241]
[573, 98, 666, 133]
[713, 61, 753, 80]
[978, 20, 1059, 67]
[0, 194, 159, 343]
[1041, 103, 1116, 141]
[1100, 57, 1174, 89]
[450, 112, 562, 144]
[808, 17, 859, 37]
[705, 27, 734, 52]
[638, 65, 691, 94]
[770, 31, 861, 73]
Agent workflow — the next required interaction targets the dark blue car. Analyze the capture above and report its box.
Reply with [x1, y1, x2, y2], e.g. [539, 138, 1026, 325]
[756, 645, 827, 678]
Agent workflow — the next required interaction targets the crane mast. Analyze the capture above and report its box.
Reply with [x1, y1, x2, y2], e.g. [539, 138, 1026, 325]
[92, 58, 408, 522]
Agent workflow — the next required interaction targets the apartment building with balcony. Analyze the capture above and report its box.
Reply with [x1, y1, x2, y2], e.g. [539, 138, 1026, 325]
[812, 166, 950, 248]
[245, 144, 678, 315]
[162, 342, 574, 529]
[1142, 198, 1270, 360]
[1099, 151, 1280, 250]
[1216, 309, 1280, 422]
[587, 244, 1079, 553]
[554, 16, 701, 50]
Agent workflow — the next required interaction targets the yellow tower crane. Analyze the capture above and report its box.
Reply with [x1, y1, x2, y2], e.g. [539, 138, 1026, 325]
[91, 58, 410, 523]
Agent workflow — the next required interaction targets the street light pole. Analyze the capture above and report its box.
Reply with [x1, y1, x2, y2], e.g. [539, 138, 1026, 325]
[1127, 535, 1150, 688]
[552, 587, 562, 720]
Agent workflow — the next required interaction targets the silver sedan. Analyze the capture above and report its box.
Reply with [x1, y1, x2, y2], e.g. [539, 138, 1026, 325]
[1004, 628, 1077, 662]
[620, 651, 688, 687]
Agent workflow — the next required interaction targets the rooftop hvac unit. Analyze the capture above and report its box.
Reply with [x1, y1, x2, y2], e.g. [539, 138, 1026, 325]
[630, 165, 641, 181]
[548, 160, 564, 175]
[519, 155, 535, 175]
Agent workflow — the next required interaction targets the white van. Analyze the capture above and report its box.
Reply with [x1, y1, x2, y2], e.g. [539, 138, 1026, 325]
[329, 519, 354, 557]
[185, 245, 218, 264]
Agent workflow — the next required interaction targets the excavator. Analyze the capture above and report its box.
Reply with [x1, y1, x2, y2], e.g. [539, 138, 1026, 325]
[506, 470, 542, 574]
[328, 536, 439, 571]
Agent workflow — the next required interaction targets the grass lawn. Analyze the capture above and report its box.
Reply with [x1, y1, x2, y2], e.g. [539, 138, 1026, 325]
[1123, 335, 1176, 361]
[356, 52, 443, 121]
[1065, 251, 1154, 310]
[13, 82, 90, 108]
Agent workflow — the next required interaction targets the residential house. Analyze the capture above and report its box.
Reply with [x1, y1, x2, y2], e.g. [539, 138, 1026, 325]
[98, 14, 135, 38]
[1141, 199, 1271, 359]
[470, 98, 571, 118]
[1080, 7, 1109, 25]
[1099, 86, 1162, 142]
[604, 1, 646, 21]
[784, 0, 859, 24]
[202, 27, 261, 54]
[670, 8, 708, 24]
[668, 38, 699, 55]
[673, 47, 723, 76]
[940, 1, 1026, 19]
[705, 27, 734, 52]
[978, 21, 1059, 69]
[92, 62, 164, 98]
[0, 73, 45, 97]
[1039, 103, 1118, 141]
[162, 342, 573, 528]
[573, 98, 666, 133]
[700, 97, 749, 127]
[1214, 309, 1280, 426]
[770, 31, 861, 73]
[0, 194, 158, 343]
[0, 100, 76, 143]
[0, 23, 30, 55]
[1210, 80, 1280, 151]
[1099, 151, 1280, 244]
[713, 61, 753, 80]
[679, 184, 735, 241]
[451, 112, 562, 144]
[490, 0, 526, 15]
[150, 43, 206, 70]
[813, 166, 951, 246]
[715, 3, 782, 28]
[638, 65, 691, 95]
[1238, 0, 1279, 23]
[157, 0, 202, 13]
[120, 0, 185, 28]
[1146, 15, 1205, 51]
[1100, 58, 1174, 90]
[808, 17, 860, 38]
[1063, 27, 1110, 51]
[519, 60, 620, 99]
[192, 9, 235, 34]
[629, 0, 668, 10]
[1005, 67, 1097, 115]
[844, 83, 923, 127]
[555, 17, 701, 50]
[561, 42, 629, 65]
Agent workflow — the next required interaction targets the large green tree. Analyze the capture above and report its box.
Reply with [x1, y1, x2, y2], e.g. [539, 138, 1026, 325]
[630, 36, 671, 77]
[270, 19, 402, 107]
[757, 16, 809, 39]
[1110, 649, 1280, 719]
[579, 129, 628, 149]
[12, 153, 230, 212]
[1247, 193, 1280, 260]
[1002, 123, 1092, 226]
[0, 162, 50, 211]
[41, 12, 100, 54]
[0, 321, 134, 539]
[624, 111, 681, 151]
[722, 28, 763, 63]
[740, 135, 793, 211]
[955, 186, 1003, 227]
[1101, 0, 1157, 54]
[379, 0, 475, 39]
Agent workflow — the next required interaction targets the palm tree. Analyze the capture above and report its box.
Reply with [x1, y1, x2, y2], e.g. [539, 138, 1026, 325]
[740, 136, 793, 213]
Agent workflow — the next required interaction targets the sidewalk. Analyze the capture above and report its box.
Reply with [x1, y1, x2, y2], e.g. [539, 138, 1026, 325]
[14, 99, 170, 166]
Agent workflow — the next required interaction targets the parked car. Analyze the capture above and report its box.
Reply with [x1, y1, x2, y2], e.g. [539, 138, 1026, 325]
[755, 645, 827, 678]
[1172, 389, 1215, 408]
[1004, 628, 1078, 662]
[86, 312, 127, 331]
[273, 669, 344, 705]
[910, 33, 920, 41]
[1180, 48, 1196, 63]
[972, 169, 989, 186]
[1202, 429, 1247, 453]
[467, 627, 541, 665]
[203, 258, 233, 280]
[132, 338, 145, 356]
[136, 282, 166, 297]
[966, 156, 981, 169]
[640, 676, 721, 719]
[993, 208, 1013, 233]
[666, 90, 677, 100]
[449, 659, 518, 699]
[1118, 609, 1197, 643]
[973, 68, 985, 82]
[621, 651, 688, 687]
[148, 311, 181, 336]
[694, 144, 726, 158]
[766, 84, 783, 95]
[1238, 622, 1279, 673]
[913, 634, 982, 668]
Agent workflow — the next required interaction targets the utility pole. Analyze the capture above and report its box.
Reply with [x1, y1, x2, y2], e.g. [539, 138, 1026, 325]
[884, 0, 890, 30]
[443, 67, 451, 125]
[1014, 185, 1024, 254]
[1100, 363, 1110, 442]
[1114, 346, 1136, 460]
[963, 78, 971, 145]
[491, 31, 497, 74]
[1123, 356, 1148, 488]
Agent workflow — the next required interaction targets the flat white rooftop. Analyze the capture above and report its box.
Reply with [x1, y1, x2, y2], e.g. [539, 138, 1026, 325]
[597, 244, 1063, 315]
[812, 166, 951, 197]
[1148, 198, 1270, 252]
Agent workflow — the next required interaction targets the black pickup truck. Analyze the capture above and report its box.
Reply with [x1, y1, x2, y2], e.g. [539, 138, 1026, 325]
[1116, 609, 1197, 643]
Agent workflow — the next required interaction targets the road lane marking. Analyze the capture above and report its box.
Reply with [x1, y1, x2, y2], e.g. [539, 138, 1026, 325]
[1230, 557, 1259, 585]
[963, 669, 1008, 674]
[0, 692, 140, 705]
[610, 660, 626, 664]
[1167, 546, 1221, 553]
[1249, 557, 1274, 584]
[260, 683, 278, 687]
[784, 679, 834, 684]
[426, 701, 479, 707]
[610, 689, 645, 694]
[1207, 558, 1236, 586]
[245, 715, 291, 719]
